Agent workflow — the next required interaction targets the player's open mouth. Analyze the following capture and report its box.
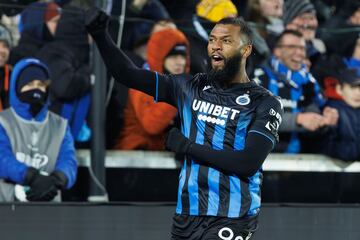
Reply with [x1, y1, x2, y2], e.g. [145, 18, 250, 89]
[211, 54, 224, 66]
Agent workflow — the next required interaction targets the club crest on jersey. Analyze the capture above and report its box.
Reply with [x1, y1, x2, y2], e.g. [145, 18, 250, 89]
[236, 94, 250, 105]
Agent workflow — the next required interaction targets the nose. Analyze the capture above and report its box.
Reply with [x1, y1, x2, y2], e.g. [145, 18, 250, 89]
[355, 86, 360, 93]
[177, 56, 187, 67]
[210, 40, 222, 51]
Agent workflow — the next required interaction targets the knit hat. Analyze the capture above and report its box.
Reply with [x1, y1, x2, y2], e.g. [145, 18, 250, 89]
[17, 65, 50, 93]
[196, 0, 238, 23]
[166, 44, 188, 57]
[283, 0, 316, 26]
[44, 2, 61, 22]
[338, 68, 360, 86]
[147, 29, 190, 73]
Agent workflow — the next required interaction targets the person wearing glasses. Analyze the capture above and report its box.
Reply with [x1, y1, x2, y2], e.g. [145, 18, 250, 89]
[252, 29, 338, 153]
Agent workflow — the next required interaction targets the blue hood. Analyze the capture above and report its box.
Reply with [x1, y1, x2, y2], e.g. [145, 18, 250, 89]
[19, 2, 48, 39]
[10, 58, 50, 121]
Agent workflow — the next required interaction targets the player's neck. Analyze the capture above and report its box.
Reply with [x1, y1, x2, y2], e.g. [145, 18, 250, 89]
[229, 67, 250, 85]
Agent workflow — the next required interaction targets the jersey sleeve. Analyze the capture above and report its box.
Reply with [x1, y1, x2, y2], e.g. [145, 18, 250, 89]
[157, 73, 191, 107]
[248, 96, 284, 148]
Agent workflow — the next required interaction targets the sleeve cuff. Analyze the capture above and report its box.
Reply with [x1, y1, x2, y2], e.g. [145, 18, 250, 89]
[51, 170, 68, 189]
[23, 167, 39, 186]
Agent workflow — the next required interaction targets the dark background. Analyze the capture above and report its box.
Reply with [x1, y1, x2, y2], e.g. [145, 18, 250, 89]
[63, 167, 360, 203]
[1, 203, 359, 240]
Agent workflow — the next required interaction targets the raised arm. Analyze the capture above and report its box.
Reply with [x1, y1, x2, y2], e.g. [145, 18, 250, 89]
[85, 8, 172, 101]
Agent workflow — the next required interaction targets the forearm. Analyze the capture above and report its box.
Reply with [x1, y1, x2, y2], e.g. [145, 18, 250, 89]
[0, 126, 29, 184]
[91, 31, 159, 97]
[0, 155, 28, 184]
[279, 112, 304, 132]
[304, 103, 321, 114]
[187, 132, 273, 177]
[85, 8, 173, 99]
[55, 127, 78, 189]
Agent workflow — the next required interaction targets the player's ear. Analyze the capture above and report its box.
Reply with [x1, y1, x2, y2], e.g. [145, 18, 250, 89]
[241, 44, 252, 58]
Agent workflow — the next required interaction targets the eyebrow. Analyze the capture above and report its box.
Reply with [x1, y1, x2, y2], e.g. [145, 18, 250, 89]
[209, 34, 232, 39]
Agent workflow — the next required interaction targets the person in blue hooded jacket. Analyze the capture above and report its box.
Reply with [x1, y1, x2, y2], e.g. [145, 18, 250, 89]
[0, 58, 77, 202]
[9, 2, 92, 143]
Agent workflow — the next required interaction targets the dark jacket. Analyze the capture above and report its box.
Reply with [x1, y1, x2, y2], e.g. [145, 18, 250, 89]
[9, 3, 91, 139]
[178, 15, 213, 74]
[321, 100, 360, 161]
[0, 0, 38, 17]
[319, 1, 360, 57]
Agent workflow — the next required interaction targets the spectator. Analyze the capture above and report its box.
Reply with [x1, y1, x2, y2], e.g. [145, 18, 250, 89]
[0, 24, 12, 110]
[320, 1, 360, 55]
[114, 28, 190, 150]
[125, 19, 177, 68]
[245, 0, 284, 73]
[9, 2, 92, 142]
[314, 29, 360, 100]
[8, 2, 56, 63]
[38, 4, 92, 143]
[246, 0, 284, 38]
[283, 0, 326, 69]
[0, 0, 37, 18]
[105, 19, 177, 148]
[0, 58, 77, 202]
[342, 35, 360, 71]
[110, 0, 170, 50]
[252, 30, 338, 153]
[316, 55, 346, 101]
[320, 68, 360, 161]
[312, 0, 338, 25]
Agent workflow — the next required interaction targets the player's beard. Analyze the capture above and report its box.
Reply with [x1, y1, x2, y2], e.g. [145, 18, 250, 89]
[207, 52, 242, 87]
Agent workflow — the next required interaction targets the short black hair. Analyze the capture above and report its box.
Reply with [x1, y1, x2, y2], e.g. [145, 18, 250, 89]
[216, 17, 253, 45]
[276, 29, 303, 45]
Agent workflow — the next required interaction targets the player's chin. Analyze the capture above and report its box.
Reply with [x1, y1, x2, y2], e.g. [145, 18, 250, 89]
[211, 62, 225, 71]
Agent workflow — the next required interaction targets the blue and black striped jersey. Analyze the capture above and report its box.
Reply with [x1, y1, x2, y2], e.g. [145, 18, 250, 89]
[162, 73, 283, 218]
[89, 24, 282, 219]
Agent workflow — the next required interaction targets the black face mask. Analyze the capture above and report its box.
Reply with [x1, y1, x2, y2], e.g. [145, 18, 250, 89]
[207, 52, 242, 87]
[18, 89, 47, 117]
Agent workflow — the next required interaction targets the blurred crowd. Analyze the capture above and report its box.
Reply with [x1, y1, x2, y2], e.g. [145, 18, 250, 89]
[0, 0, 359, 168]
